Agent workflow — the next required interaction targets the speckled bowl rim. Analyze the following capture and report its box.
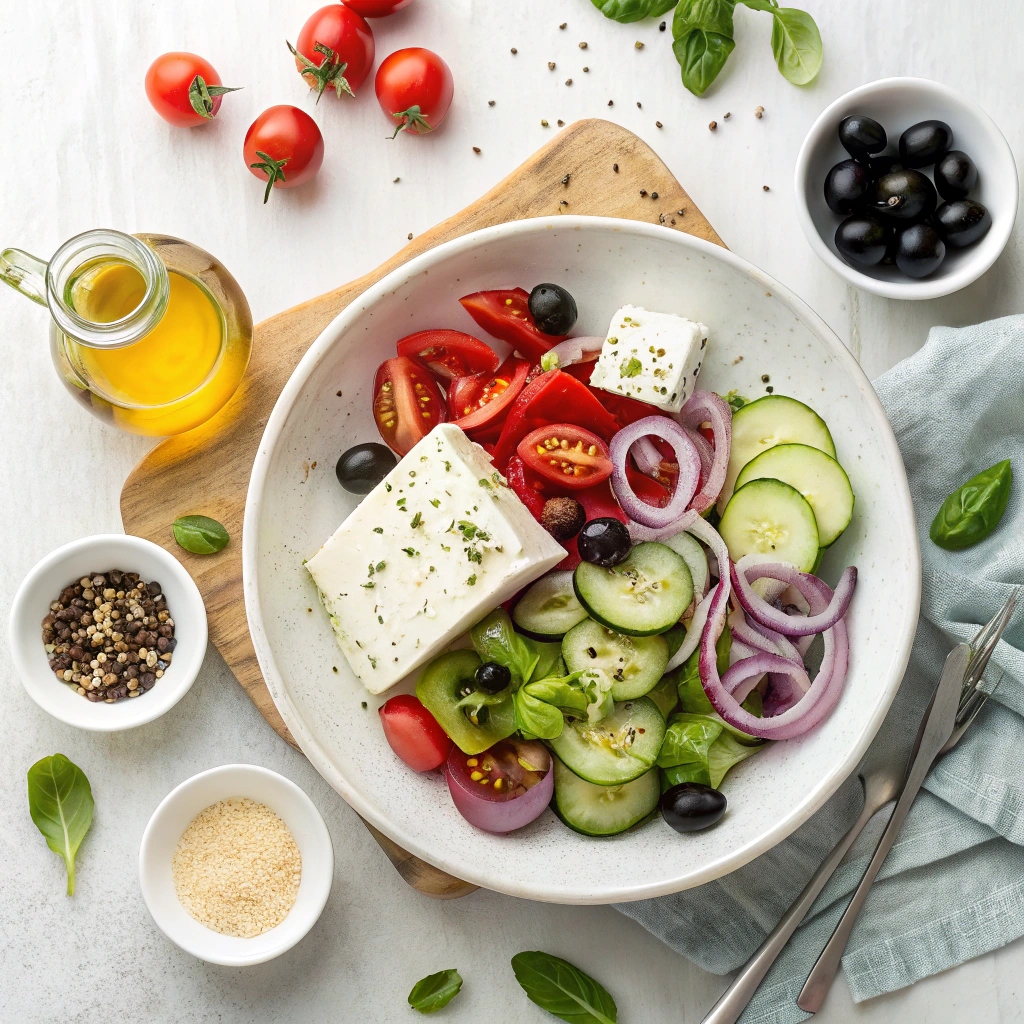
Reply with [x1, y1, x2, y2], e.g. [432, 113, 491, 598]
[243, 216, 921, 903]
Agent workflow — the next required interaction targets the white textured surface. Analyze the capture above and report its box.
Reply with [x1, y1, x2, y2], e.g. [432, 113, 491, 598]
[0, 0, 1022, 1021]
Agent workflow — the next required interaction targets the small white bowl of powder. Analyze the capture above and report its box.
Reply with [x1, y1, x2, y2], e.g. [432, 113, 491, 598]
[139, 764, 334, 965]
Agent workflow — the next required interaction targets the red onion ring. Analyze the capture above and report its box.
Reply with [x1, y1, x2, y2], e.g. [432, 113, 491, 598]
[610, 417, 701, 529]
[544, 336, 605, 370]
[665, 588, 714, 672]
[722, 652, 811, 704]
[632, 436, 664, 478]
[677, 391, 732, 512]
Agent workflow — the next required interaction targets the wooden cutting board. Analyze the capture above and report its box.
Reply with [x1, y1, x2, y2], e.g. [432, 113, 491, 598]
[120, 117, 724, 898]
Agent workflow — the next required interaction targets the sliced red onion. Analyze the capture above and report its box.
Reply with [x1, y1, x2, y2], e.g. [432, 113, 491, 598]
[677, 391, 732, 512]
[445, 746, 553, 834]
[729, 609, 794, 660]
[684, 426, 715, 479]
[732, 557, 858, 637]
[632, 436, 664, 478]
[610, 417, 701, 529]
[543, 335, 605, 371]
[665, 588, 714, 671]
[722, 652, 811, 704]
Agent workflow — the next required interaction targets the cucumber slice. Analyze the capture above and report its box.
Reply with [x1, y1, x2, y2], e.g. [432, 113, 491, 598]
[562, 618, 669, 701]
[735, 443, 854, 547]
[553, 758, 660, 836]
[513, 571, 589, 640]
[549, 696, 666, 785]
[719, 395, 837, 512]
[661, 530, 709, 595]
[574, 542, 693, 637]
[647, 675, 680, 719]
[719, 478, 820, 572]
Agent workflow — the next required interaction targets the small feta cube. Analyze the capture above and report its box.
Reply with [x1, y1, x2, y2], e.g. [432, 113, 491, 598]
[589, 305, 708, 413]
[306, 424, 565, 695]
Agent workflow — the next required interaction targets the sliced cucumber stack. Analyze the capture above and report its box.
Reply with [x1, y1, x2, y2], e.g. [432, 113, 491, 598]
[562, 619, 669, 701]
[513, 571, 589, 640]
[735, 443, 854, 547]
[549, 696, 666, 785]
[719, 478, 820, 571]
[574, 542, 693, 637]
[553, 758, 660, 836]
[720, 395, 836, 512]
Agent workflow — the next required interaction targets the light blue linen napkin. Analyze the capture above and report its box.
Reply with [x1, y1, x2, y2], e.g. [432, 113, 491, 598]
[616, 315, 1024, 1020]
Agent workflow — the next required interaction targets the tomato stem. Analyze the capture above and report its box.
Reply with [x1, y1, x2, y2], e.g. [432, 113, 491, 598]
[187, 75, 242, 120]
[287, 40, 354, 102]
[389, 105, 434, 139]
[250, 150, 289, 204]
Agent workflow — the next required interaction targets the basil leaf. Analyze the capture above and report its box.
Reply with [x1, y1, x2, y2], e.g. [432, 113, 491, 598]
[930, 459, 1013, 550]
[592, 0, 678, 21]
[172, 514, 229, 555]
[512, 951, 617, 1024]
[27, 754, 94, 896]
[770, 7, 823, 85]
[471, 609, 538, 684]
[673, 28, 736, 95]
[408, 969, 463, 1014]
[526, 638, 565, 683]
[674, 0, 736, 36]
[514, 689, 566, 740]
[736, 0, 777, 9]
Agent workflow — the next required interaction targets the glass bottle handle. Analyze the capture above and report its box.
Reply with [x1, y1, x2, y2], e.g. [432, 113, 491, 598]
[0, 248, 48, 306]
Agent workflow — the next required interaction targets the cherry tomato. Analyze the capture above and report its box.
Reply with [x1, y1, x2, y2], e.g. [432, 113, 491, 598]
[375, 47, 454, 137]
[448, 356, 530, 436]
[145, 52, 240, 127]
[379, 694, 451, 772]
[344, 0, 414, 16]
[373, 355, 448, 456]
[290, 4, 375, 102]
[459, 288, 564, 365]
[517, 424, 613, 491]
[396, 330, 499, 381]
[243, 106, 324, 204]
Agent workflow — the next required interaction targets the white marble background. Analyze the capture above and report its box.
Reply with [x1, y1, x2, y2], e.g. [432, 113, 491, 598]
[1, 1, 1022, 1021]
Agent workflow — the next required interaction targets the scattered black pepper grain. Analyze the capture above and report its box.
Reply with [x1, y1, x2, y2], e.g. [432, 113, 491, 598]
[755, 106, 764, 118]
[393, 176, 400, 183]
[307, 607, 312, 613]
[361, 701, 368, 709]
[613, 163, 619, 172]
[670, 218, 676, 225]
[336, 390, 342, 397]
[655, 121, 663, 129]
[561, 174, 571, 185]
[608, 100, 614, 106]
[511, 47, 518, 54]
[766, 386, 774, 393]
[659, 20, 666, 30]
[634, 41, 644, 50]
[651, 191, 659, 199]
[473, 146, 481, 154]
[560, 200, 568, 206]
[548, 61, 556, 70]
[583, 66, 589, 72]
[566, 78, 573, 85]
[560, 22, 567, 29]
[636, 101, 642, 109]
[709, 121, 718, 131]
[579, 41, 588, 49]
[541, 119, 549, 127]
[407, 232, 413, 240]
[639, 189, 647, 197]
[761, 374, 770, 383]
[763, 185, 770, 191]
[332, 666, 338, 673]
[723, 112, 731, 119]
[677, 209, 685, 215]
[557, 119, 565, 126]
[488, 99, 495, 106]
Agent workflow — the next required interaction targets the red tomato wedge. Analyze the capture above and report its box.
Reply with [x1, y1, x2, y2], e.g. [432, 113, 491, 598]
[379, 694, 451, 772]
[459, 289, 565, 364]
[449, 355, 529, 435]
[587, 385, 670, 430]
[396, 330, 499, 381]
[505, 456, 547, 518]
[517, 424, 613, 491]
[372, 356, 447, 456]
[491, 370, 619, 472]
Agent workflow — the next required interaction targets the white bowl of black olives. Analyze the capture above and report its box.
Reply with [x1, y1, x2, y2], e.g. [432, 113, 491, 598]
[795, 77, 1017, 299]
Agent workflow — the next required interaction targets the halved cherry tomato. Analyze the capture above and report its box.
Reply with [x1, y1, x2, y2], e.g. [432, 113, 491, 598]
[290, 4, 375, 101]
[396, 330, 499, 381]
[379, 694, 451, 772]
[372, 355, 447, 456]
[491, 370, 619, 472]
[517, 424, 613, 491]
[459, 289, 565, 364]
[449, 355, 529, 435]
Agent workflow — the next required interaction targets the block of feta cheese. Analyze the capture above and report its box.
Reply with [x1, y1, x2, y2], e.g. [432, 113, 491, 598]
[306, 424, 566, 695]
[589, 305, 708, 414]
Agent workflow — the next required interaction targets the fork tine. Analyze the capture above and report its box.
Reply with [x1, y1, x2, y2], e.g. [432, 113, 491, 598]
[940, 669, 1004, 756]
[963, 591, 1017, 691]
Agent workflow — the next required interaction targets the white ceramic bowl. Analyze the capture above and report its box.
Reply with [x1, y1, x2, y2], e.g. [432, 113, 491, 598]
[795, 77, 1017, 300]
[139, 764, 334, 966]
[9, 534, 207, 730]
[244, 216, 921, 904]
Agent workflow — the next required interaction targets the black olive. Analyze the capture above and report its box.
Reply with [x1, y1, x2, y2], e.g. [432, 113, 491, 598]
[934, 150, 978, 201]
[660, 783, 727, 833]
[871, 168, 936, 223]
[895, 223, 946, 278]
[898, 119, 953, 168]
[475, 661, 512, 693]
[834, 215, 892, 267]
[867, 153, 902, 180]
[529, 283, 578, 335]
[838, 114, 887, 160]
[935, 199, 992, 248]
[335, 443, 398, 494]
[823, 159, 871, 215]
[577, 517, 632, 567]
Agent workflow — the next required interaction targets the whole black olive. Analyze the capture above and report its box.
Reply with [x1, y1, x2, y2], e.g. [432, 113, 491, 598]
[838, 114, 887, 160]
[935, 199, 992, 248]
[867, 153, 903, 180]
[660, 782, 727, 833]
[934, 150, 979, 201]
[475, 661, 512, 693]
[577, 517, 632, 567]
[834, 215, 892, 267]
[871, 168, 937, 222]
[824, 159, 871, 215]
[898, 119, 953, 168]
[528, 283, 578, 336]
[336, 442, 398, 494]
[895, 223, 946, 278]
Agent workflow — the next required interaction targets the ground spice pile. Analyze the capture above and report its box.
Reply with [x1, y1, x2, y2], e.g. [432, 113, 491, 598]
[172, 798, 302, 938]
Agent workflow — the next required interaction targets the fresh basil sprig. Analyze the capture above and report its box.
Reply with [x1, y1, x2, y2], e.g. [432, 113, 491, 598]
[930, 460, 1013, 551]
[590, 0, 678, 22]
[407, 969, 463, 1014]
[512, 951, 617, 1024]
[27, 754, 94, 896]
[173, 514, 230, 555]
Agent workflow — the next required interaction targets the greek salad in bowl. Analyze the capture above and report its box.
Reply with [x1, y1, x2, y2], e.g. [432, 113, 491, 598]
[305, 282, 857, 840]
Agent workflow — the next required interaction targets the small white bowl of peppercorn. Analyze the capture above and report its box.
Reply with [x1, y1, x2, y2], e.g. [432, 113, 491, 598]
[9, 534, 208, 731]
